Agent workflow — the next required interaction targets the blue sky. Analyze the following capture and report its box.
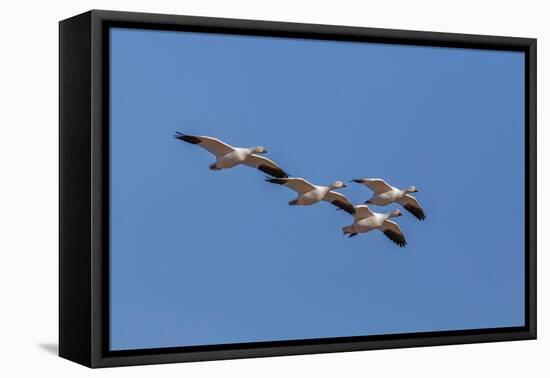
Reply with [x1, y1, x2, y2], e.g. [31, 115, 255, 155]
[109, 27, 525, 351]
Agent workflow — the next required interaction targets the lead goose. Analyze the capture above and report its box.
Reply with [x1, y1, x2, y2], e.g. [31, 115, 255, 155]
[351, 178, 426, 221]
[266, 177, 356, 215]
[174, 133, 289, 178]
[342, 205, 407, 247]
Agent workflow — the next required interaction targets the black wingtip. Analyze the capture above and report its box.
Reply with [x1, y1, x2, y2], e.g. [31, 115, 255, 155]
[174, 133, 201, 144]
[331, 200, 356, 215]
[265, 178, 286, 185]
[258, 164, 289, 179]
[403, 204, 426, 221]
[383, 230, 407, 247]
[350, 179, 363, 183]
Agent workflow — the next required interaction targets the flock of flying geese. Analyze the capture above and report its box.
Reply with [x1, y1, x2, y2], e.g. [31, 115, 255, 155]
[175, 132, 426, 247]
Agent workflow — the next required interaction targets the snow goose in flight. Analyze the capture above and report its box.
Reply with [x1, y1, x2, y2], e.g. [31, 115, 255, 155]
[174, 132, 289, 178]
[351, 178, 426, 220]
[342, 205, 407, 247]
[266, 177, 356, 215]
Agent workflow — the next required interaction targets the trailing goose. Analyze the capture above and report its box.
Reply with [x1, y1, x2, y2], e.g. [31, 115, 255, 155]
[342, 205, 407, 247]
[174, 132, 289, 178]
[266, 177, 356, 215]
[351, 178, 426, 220]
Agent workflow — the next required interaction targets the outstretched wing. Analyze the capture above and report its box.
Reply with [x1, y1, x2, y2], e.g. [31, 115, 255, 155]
[242, 154, 289, 178]
[265, 177, 316, 194]
[323, 191, 356, 215]
[380, 220, 407, 247]
[397, 194, 426, 221]
[353, 204, 374, 220]
[352, 178, 393, 193]
[174, 133, 235, 156]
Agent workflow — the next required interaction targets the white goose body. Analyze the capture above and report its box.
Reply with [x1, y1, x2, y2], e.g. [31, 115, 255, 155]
[351, 178, 426, 221]
[215, 147, 255, 169]
[368, 188, 404, 206]
[295, 185, 331, 205]
[353, 212, 391, 233]
[174, 133, 288, 178]
[266, 178, 356, 215]
[342, 205, 407, 247]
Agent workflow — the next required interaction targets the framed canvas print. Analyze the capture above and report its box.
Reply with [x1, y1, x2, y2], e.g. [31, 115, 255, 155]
[59, 10, 536, 368]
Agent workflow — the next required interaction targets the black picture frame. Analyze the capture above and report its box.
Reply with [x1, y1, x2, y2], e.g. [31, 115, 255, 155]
[59, 9, 537, 368]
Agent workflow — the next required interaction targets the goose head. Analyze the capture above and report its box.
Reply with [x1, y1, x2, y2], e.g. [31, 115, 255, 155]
[389, 210, 403, 218]
[405, 186, 419, 193]
[252, 146, 268, 154]
[330, 180, 347, 189]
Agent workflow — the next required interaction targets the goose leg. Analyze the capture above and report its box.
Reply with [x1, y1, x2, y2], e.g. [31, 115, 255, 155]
[288, 199, 299, 206]
[348, 233, 358, 238]
[209, 162, 221, 170]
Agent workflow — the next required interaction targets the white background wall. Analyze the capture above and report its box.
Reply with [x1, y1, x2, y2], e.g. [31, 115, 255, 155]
[0, 0, 546, 376]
